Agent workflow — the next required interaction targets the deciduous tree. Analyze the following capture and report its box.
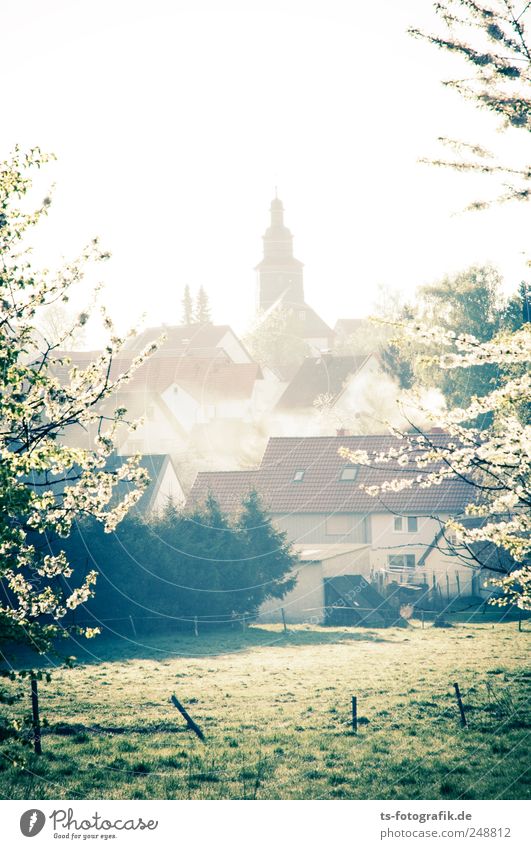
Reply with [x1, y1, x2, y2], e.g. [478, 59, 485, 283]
[341, 324, 531, 608]
[410, 1, 531, 209]
[0, 147, 155, 748]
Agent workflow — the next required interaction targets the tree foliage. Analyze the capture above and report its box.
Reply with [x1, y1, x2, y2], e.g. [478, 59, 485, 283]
[410, 1, 531, 208]
[413, 265, 505, 410]
[244, 306, 310, 376]
[181, 284, 193, 325]
[0, 147, 155, 670]
[57, 492, 297, 629]
[341, 324, 531, 608]
[384, 266, 529, 414]
[193, 285, 212, 325]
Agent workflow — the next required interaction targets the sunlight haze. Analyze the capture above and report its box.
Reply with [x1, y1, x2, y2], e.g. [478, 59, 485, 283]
[3, 0, 529, 340]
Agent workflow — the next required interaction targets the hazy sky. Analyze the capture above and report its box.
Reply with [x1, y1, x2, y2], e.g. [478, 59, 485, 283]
[3, 0, 529, 341]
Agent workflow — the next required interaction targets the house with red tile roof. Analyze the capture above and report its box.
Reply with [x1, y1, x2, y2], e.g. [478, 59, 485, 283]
[50, 342, 281, 476]
[187, 434, 484, 622]
[122, 323, 255, 364]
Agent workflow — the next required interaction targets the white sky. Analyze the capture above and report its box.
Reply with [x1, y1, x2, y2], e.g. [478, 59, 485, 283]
[3, 0, 529, 341]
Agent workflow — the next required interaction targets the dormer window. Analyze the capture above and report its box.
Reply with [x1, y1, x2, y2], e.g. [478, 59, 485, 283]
[293, 469, 305, 482]
[339, 466, 357, 481]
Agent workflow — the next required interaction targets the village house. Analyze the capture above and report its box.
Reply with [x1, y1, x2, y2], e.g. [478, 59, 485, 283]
[187, 434, 488, 624]
[273, 352, 390, 434]
[28, 453, 184, 518]
[122, 322, 255, 364]
[51, 326, 283, 474]
[109, 453, 185, 514]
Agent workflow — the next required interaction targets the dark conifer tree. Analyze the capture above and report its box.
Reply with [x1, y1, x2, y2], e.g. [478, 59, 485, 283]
[181, 285, 193, 325]
[194, 286, 212, 324]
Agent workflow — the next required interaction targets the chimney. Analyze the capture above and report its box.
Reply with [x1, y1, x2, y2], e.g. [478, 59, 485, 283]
[336, 428, 351, 437]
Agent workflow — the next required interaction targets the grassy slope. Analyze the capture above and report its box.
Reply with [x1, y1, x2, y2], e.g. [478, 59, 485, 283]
[1, 619, 529, 800]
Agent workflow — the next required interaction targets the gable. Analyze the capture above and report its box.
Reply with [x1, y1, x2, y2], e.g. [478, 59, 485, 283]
[276, 354, 371, 410]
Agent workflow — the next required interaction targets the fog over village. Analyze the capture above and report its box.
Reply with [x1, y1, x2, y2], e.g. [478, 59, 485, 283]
[1, 0, 530, 810]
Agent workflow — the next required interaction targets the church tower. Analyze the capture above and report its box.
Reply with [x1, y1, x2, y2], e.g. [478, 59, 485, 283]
[255, 195, 305, 311]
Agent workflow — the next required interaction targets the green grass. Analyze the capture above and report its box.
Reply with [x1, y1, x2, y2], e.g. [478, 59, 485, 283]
[1, 620, 529, 800]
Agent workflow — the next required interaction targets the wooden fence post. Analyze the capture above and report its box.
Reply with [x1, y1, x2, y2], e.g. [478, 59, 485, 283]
[281, 607, 288, 634]
[421, 610, 425, 630]
[453, 682, 467, 727]
[455, 572, 461, 598]
[194, 616, 199, 637]
[129, 615, 137, 638]
[31, 676, 42, 755]
[171, 695, 205, 742]
[446, 573, 450, 603]
[351, 696, 357, 733]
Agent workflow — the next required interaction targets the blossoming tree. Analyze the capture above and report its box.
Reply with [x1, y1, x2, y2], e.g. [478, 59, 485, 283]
[410, 0, 530, 209]
[0, 148, 157, 749]
[340, 323, 531, 609]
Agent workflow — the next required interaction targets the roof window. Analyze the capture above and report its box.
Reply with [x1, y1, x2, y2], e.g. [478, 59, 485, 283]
[339, 466, 357, 481]
[293, 469, 305, 482]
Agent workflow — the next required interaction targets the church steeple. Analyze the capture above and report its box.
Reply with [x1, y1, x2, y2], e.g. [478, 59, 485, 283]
[255, 195, 305, 311]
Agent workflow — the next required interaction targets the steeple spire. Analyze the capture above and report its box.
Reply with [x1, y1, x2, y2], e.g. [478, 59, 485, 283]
[254, 195, 305, 311]
[269, 194, 285, 230]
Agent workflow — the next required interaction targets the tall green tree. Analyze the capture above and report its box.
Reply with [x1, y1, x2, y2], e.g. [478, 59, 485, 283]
[181, 284, 193, 325]
[194, 286, 212, 324]
[236, 491, 297, 606]
[58, 493, 297, 628]
[415, 265, 505, 409]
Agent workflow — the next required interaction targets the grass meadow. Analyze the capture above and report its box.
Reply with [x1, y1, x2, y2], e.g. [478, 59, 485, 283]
[1, 615, 529, 800]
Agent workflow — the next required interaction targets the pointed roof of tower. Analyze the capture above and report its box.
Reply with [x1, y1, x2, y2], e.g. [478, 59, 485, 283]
[255, 194, 303, 270]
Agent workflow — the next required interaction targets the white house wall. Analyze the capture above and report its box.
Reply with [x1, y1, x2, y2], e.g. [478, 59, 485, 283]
[419, 545, 486, 599]
[150, 461, 185, 513]
[117, 396, 187, 456]
[306, 337, 331, 353]
[321, 548, 372, 579]
[219, 330, 253, 364]
[369, 513, 444, 571]
[161, 385, 203, 432]
[258, 548, 372, 625]
[207, 398, 253, 421]
[273, 513, 370, 545]
[258, 562, 325, 624]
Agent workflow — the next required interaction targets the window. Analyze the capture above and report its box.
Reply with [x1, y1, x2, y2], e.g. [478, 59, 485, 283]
[388, 554, 416, 570]
[299, 310, 306, 321]
[393, 516, 418, 533]
[339, 466, 358, 481]
[326, 514, 352, 535]
[293, 469, 305, 482]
